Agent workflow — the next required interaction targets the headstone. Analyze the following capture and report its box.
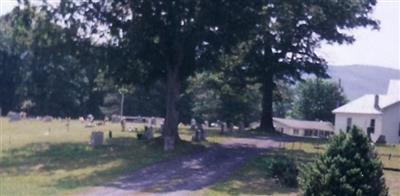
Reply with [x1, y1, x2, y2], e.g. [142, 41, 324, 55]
[107, 130, 113, 144]
[159, 123, 164, 133]
[164, 136, 174, 151]
[150, 117, 157, 126]
[192, 122, 206, 142]
[87, 114, 94, 123]
[79, 116, 85, 123]
[121, 118, 126, 132]
[190, 118, 197, 132]
[19, 112, 27, 119]
[239, 121, 245, 132]
[111, 114, 120, 123]
[7, 111, 21, 122]
[204, 120, 209, 128]
[192, 129, 202, 142]
[43, 115, 53, 122]
[89, 131, 104, 147]
[144, 126, 154, 140]
[220, 122, 225, 134]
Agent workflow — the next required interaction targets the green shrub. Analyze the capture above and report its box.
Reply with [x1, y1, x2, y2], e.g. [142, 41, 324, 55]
[299, 126, 388, 196]
[263, 154, 298, 187]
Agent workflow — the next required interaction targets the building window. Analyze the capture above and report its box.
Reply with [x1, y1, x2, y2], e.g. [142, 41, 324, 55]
[293, 129, 299, 135]
[346, 118, 352, 132]
[369, 119, 375, 134]
[304, 129, 312, 137]
[313, 130, 319, 137]
[398, 122, 400, 136]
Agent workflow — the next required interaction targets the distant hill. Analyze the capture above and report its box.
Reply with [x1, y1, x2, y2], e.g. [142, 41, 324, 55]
[327, 65, 400, 100]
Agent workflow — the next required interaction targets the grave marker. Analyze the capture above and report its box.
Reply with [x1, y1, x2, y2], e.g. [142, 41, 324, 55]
[89, 131, 104, 147]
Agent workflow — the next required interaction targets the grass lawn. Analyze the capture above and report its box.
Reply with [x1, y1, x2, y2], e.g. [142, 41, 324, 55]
[0, 118, 206, 196]
[199, 150, 298, 196]
[1, 119, 399, 196]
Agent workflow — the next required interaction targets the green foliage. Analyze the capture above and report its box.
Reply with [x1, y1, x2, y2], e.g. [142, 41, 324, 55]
[0, 6, 107, 117]
[299, 126, 388, 196]
[262, 155, 299, 187]
[188, 71, 261, 125]
[239, 0, 378, 130]
[273, 82, 295, 118]
[293, 78, 347, 122]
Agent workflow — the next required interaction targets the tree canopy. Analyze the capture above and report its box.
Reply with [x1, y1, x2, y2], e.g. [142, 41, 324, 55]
[293, 78, 347, 122]
[41, 0, 263, 150]
[240, 0, 378, 131]
[2, 0, 379, 150]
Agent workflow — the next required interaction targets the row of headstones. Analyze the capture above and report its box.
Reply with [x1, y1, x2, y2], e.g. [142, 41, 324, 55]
[6, 111, 71, 123]
[90, 119, 246, 147]
[90, 125, 157, 147]
[190, 119, 246, 141]
[218, 121, 245, 134]
[120, 117, 158, 132]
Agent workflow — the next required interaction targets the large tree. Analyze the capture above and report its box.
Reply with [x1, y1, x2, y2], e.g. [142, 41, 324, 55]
[188, 71, 261, 126]
[293, 78, 347, 122]
[242, 0, 378, 132]
[2, 4, 107, 117]
[0, 13, 23, 115]
[41, 0, 262, 150]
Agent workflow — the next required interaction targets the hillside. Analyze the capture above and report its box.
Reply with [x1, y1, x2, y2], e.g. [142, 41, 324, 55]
[327, 65, 400, 100]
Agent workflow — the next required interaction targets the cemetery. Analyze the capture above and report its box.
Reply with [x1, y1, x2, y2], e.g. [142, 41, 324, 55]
[1, 0, 399, 196]
[0, 117, 399, 195]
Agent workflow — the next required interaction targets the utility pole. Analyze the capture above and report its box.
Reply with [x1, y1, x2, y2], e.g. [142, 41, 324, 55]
[120, 92, 125, 118]
[118, 87, 130, 118]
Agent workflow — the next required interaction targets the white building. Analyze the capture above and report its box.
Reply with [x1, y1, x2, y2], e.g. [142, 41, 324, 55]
[273, 117, 334, 138]
[332, 80, 400, 144]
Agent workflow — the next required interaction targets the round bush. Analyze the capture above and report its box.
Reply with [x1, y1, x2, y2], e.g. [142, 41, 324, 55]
[299, 126, 388, 196]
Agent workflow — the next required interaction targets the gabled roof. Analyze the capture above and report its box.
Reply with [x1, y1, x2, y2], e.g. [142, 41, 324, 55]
[332, 94, 400, 114]
[333, 79, 400, 114]
[273, 117, 334, 132]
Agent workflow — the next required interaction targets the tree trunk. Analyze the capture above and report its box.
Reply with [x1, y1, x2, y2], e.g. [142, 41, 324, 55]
[163, 64, 181, 151]
[259, 71, 275, 132]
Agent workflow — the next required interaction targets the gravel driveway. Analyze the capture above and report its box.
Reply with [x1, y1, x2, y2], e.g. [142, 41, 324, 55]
[78, 136, 283, 196]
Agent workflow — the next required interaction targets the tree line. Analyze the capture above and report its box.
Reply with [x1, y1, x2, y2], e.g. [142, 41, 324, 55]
[0, 0, 377, 150]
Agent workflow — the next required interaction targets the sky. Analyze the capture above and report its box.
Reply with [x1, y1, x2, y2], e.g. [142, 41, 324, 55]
[318, 0, 400, 70]
[1, 0, 399, 70]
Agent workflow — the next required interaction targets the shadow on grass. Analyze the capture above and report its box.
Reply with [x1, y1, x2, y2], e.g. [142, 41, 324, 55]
[64, 144, 262, 194]
[208, 148, 320, 195]
[0, 137, 207, 190]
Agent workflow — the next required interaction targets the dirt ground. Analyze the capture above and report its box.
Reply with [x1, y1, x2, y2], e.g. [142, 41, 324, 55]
[78, 137, 281, 196]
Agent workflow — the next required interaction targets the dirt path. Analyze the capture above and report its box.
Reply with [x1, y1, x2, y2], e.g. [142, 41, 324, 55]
[78, 137, 282, 196]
